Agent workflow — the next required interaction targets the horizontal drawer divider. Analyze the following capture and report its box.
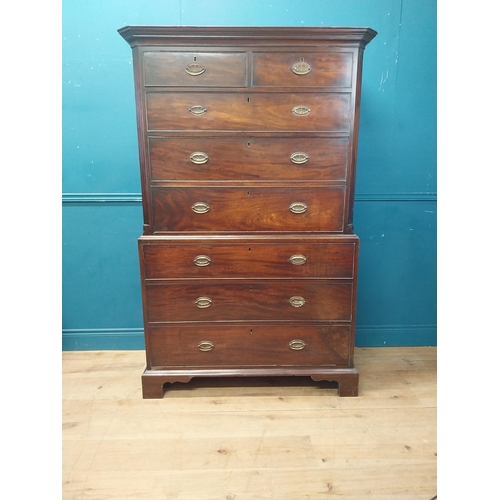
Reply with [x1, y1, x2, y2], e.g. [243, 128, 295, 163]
[139, 234, 359, 242]
[143, 278, 354, 285]
[144, 86, 354, 93]
[146, 131, 351, 138]
[144, 278, 354, 285]
[151, 230, 346, 235]
[149, 180, 348, 187]
[144, 277, 352, 282]
[146, 367, 356, 376]
[147, 129, 352, 134]
[147, 320, 353, 325]
[147, 319, 354, 325]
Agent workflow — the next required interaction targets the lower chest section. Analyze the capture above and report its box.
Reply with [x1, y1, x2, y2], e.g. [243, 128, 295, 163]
[140, 235, 358, 369]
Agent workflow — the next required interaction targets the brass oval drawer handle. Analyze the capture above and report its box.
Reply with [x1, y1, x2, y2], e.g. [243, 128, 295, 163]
[198, 340, 214, 352]
[189, 105, 207, 115]
[292, 105, 311, 116]
[192, 202, 210, 214]
[289, 254, 307, 266]
[289, 202, 308, 214]
[185, 63, 206, 76]
[194, 255, 212, 267]
[190, 152, 209, 164]
[289, 296, 306, 308]
[289, 339, 307, 350]
[195, 296, 212, 309]
[290, 152, 309, 164]
[291, 59, 311, 76]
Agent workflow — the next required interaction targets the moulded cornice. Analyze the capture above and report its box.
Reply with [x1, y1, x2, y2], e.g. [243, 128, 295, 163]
[117, 26, 378, 48]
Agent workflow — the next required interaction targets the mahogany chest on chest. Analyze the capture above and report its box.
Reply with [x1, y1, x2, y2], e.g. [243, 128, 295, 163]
[118, 26, 377, 398]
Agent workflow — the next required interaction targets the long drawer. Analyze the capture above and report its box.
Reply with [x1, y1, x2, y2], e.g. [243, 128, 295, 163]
[146, 92, 351, 131]
[151, 185, 345, 232]
[144, 280, 353, 322]
[139, 236, 357, 279]
[147, 323, 351, 368]
[148, 136, 348, 182]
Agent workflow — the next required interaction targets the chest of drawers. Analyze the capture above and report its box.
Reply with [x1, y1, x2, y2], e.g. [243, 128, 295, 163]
[118, 26, 377, 398]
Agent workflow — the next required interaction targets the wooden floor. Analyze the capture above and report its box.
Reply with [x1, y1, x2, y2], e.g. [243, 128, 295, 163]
[62, 347, 437, 500]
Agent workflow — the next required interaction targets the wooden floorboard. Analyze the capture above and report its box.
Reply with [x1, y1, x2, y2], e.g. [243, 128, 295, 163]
[62, 347, 437, 500]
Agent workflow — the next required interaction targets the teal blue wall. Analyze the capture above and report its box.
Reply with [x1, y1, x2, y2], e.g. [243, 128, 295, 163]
[62, 0, 436, 349]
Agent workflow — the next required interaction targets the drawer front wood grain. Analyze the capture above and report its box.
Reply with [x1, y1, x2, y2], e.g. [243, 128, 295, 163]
[148, 323, 351, 368]
[146, 92, 350, 131]
[140, 239, 357, 279]
[151, 186, 345, 232]
[145, 280, 353, 322]
[253, 52, 353, 87]
[143, 51, 248, 87]
[149, 137, 348, 182]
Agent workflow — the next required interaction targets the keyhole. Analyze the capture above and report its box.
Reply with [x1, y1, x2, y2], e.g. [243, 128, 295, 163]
[247, 97, 251, 103]
[250, 329, 253, 334]
[194, 56, 197, 61]
[247, 191, 250, 195]
[248, 248, 251, 252]
[247, 142, 251, 147]
[249, 286, 253, 291]
[300, 57, 304, 62]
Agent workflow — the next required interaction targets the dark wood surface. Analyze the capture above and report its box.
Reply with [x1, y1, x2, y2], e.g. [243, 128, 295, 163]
[252, 51, 354, 87]
[150, 185, 346, 232]
[118, 25, 378, 47]
[147, 323, 351, 368]
[149, 136, 349, 182]
[145, 280, 353, 322]
[119, 26, 376, 398]
[146, 92, 351, 132]
[144, 50, 248, 87]
[140, 236, 357, 279]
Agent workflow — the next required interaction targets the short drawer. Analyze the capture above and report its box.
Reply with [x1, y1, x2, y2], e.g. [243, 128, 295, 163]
[151, 186, 345, 232]
[148, 137, 348, 182]
[140, 236, 357, 279]
[147, 323, 351, 368]
[146, 92, 350, 132]
[253, 51, 353, 87]
[145, 280, 353, 322]
[143, 51, 247, 87]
